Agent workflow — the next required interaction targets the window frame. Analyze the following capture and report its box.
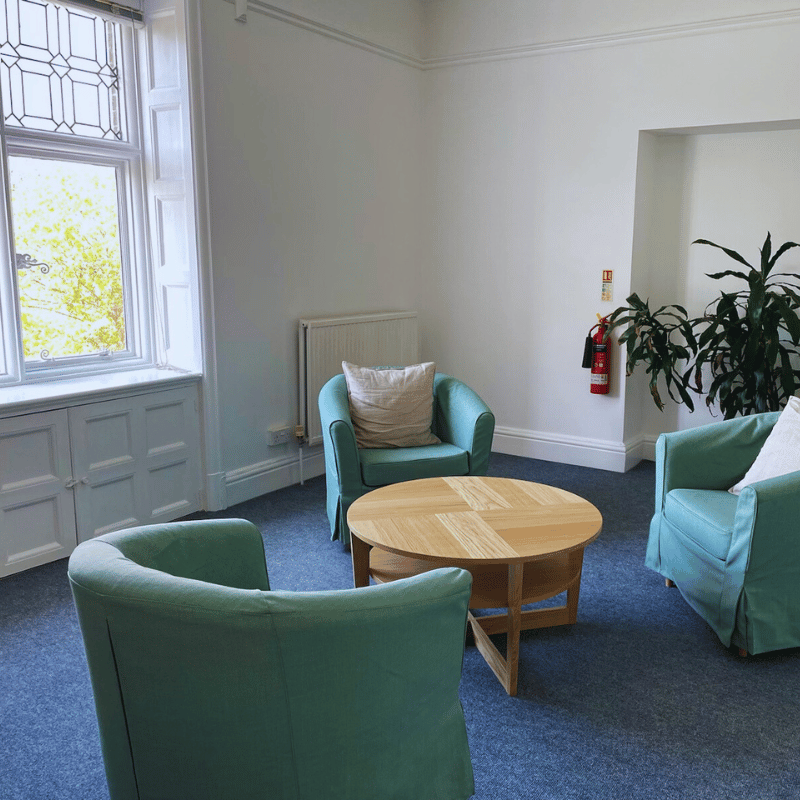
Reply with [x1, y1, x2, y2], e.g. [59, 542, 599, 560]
[0, 2, 155, 385]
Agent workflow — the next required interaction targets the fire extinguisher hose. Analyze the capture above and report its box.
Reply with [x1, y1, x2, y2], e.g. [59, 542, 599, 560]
[582, 322, 600, 368]
[581, 331, 594, 368]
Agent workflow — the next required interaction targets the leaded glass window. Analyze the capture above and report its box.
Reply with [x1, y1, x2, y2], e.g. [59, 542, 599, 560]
[0, 0, 150, 377]
[0, 0, 124, 140]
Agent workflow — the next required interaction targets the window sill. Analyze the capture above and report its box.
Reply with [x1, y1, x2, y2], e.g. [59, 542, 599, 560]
[0, 367, 202, 417]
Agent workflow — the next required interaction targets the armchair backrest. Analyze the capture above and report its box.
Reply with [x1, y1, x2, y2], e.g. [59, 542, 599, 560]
[320, 370, 446, 434]
[319, 370, 494, 452]
[68, 520, 474, 800]
[656, 411, 780, 501]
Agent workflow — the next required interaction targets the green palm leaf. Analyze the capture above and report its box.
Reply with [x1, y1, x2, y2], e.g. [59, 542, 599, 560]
[607, 232, 800, 416]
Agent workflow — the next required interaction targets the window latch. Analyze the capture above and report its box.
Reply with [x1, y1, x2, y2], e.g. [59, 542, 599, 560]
[15, 253, 51, 274]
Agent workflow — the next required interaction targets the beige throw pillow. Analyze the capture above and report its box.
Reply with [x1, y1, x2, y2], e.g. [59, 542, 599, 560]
[342, 361, 440, 449]
[729, 396, 800, 494]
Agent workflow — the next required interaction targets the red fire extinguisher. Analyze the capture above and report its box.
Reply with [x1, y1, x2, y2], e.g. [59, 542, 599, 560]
[582, 315, 611, 394]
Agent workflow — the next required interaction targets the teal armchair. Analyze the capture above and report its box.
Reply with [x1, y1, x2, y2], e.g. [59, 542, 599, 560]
[68, 519, 475, 800]
[648, 412, 800, 656]
[319, 371, 495, 547]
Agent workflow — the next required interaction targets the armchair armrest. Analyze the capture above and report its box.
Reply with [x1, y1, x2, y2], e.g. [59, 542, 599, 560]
[655, 412, 779, 514]
[724, 469, 800, 653]
[318, 375, 362, 489]
[433, 374, 495, 475]
[734, 469, 800, 575]
[69, 519, 270, 594]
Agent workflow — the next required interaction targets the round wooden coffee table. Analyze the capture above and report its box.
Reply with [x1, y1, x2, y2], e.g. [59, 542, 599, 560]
[347, 476, 602, 696]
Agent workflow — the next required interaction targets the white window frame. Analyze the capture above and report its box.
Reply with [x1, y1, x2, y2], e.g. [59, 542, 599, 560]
[0, 2, 155, 384]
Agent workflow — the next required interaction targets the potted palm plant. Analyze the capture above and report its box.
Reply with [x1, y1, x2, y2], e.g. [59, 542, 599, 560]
[606, 233, 800, 418]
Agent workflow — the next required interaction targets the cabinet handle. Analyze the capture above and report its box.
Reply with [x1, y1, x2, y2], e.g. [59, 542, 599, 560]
[65, 477, 90, 489]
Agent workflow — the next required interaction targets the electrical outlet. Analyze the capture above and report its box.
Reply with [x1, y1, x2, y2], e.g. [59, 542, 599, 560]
[267, 426, 291, 446]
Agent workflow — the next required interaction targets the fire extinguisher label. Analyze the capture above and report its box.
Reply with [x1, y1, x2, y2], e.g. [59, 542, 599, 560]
[591, 373, 608, 385]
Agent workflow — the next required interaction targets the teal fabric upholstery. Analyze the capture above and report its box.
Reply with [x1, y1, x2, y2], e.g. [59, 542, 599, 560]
[663, 489, 739, 561]
[319, 371, 495, 546]
[647, 412, 800, 655]
[359, 442, 469, 486]
[68, 520, 475, 800]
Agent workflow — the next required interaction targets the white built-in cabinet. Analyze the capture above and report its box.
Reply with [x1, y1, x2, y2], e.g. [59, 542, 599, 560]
[0, 383, 201, 577]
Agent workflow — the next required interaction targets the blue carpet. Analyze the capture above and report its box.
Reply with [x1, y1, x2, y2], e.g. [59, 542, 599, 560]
[2, 453, 799, 799]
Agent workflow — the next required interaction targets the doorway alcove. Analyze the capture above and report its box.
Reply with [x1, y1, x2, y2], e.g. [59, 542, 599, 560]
[624, 120, 800, 459]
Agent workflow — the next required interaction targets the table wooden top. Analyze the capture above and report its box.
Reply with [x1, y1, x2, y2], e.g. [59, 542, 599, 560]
[346, 476, 602, 565]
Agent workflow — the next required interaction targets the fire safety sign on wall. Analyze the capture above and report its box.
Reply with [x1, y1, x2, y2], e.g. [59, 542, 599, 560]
[601, 270, 613, 302]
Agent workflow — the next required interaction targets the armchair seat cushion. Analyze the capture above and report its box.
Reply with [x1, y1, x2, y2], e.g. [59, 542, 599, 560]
[664, 488, 739, 561]
[360, 443, 469, 487]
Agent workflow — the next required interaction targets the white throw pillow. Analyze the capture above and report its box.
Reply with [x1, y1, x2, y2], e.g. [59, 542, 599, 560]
[342, 361, 441, 449]
[729, 396, 800, 494]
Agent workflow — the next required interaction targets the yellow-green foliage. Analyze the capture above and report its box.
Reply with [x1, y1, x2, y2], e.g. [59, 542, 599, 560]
[11, 158, 126, 361]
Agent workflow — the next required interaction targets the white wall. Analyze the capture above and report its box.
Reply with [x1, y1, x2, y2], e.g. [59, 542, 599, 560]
[193, 0, 800, 506]
[197, 0, 425, 501]
[421, 6, 800, 471]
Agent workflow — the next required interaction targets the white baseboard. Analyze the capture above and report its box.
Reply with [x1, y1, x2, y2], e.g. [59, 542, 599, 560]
[203, 471, 227, 511]
[220, 431, 657, 510]
[224, 448, 326, 508]
[493, 425, 651, 473]
[641, 435, 658, 463]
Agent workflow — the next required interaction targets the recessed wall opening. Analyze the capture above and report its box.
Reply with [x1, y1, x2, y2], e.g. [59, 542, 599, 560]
[625, 120, 800, 455]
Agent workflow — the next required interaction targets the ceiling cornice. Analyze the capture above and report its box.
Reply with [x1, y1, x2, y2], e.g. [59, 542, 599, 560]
[422, 8, 800, 69]
[237, 0, 425, 68]
[226, 1, 800, 71]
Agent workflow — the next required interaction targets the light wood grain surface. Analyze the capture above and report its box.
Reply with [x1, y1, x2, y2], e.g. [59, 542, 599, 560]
[347, 476, 602, 564]
[348, 477, 603, 697]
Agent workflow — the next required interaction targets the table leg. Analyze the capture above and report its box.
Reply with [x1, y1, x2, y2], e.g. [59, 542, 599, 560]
[469, 562, 524, 697]
[351, 533, 372, 588]
[505, 563, 523, 696]
[566, 548, 585, 624]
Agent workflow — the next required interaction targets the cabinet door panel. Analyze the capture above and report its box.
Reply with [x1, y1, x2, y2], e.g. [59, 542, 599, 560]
[80, 409, 137, 472]
[145, 392, 189, 456]
[0, 411, 77, 576]
[148, 459, 193, 518]
[142, 388, 200, 522]
[69, 387, 200, 540]
[70, 398, 148, 542]
[81, 474, 140, 538]
[1, 425, 63, 490]
[4, 495, 72, 568]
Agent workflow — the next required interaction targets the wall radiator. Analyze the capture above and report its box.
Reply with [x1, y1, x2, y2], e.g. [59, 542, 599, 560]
[298, 311, 419, 447]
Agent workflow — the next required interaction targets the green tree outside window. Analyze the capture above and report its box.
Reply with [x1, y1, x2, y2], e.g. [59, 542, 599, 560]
[10, 156, 127, 361]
